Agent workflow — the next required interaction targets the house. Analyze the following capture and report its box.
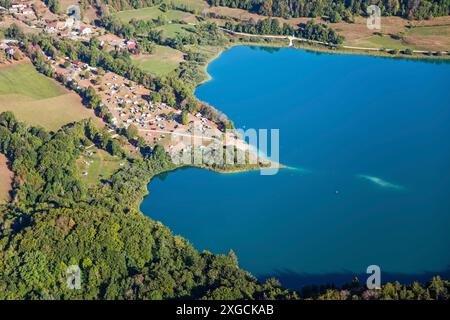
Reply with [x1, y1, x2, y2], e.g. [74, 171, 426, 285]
[55, 69, 66, 76]
[11, 3, 27, 10]
[5, 47, 15, 58]
[21, 7, 34, 15]
[45, 21, 58, 33]
[79, 26, 92, 36]
[72, 60, 87, 70]
[126, 39, 138, 52]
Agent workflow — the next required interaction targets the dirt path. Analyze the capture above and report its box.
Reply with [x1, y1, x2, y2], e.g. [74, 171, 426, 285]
[0, 153, 13, 203]
[220, 28, 449, 54]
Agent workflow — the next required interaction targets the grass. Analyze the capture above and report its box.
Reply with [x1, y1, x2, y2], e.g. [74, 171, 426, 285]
[115, 6, 196, 23]
[157, 23, 196, 38]
[357, 34, 414, 50]
[77, 147, 122, 186]
[0, 63, 66, 99]
[405, 25, 450, 37]
[0, 63, 100, 131]
[403, 25, 450, 51]
[132, 45, 184, 76]
[0, 153, 13, 203]
[165, 0, 207, 12]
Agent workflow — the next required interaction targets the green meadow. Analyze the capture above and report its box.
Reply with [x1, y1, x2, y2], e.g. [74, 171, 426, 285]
[132, 45, 184, 76]
[0, 63, 98, 130]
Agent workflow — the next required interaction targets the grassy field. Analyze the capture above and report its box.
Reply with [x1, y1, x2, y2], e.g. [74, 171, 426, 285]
[132, 45, 184, 76]
[0, 63, 100, 131]
[403, 25, 450, 51]
[165, 0, 208, 12]
[0, 63, 66, 99]
[0, 153, 13, 203]
[351, 34, 415, 50]
[77, 147, 122, 186]
[115, 6, 197, 24]
[157, 23, 196, 37]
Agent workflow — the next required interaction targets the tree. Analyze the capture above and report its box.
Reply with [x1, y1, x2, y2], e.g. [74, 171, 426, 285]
[181, 111, 189, 125]
[107, 139, 123, 156]
[329, 11, 342, 23]
[125, 124, 138, 140]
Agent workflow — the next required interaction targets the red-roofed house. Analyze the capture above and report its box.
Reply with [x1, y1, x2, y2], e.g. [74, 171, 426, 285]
[126, 39, 137, 53]
[21, 7, 34, 15]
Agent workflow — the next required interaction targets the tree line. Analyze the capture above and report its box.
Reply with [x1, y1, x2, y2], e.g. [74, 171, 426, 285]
[224, 18, 344, 44]
[208, 0, 450, 20]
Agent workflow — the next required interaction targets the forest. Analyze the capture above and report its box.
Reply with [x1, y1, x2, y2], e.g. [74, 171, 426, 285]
[1, 113, 449, 299]
[208, 0, 450, 20]
[0, 112, 295, 299]
[1, 0, 449, 301]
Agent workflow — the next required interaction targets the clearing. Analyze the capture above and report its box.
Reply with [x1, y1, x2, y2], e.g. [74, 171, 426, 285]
[157, 23, 196, 38]
[0, 63, 100, 131]
[167, 0, 208, 12]
[115, 6, 197, 24]
[0, 153, 13, 203]
[132, 45, 184, 76]
[77, 147, 122, 186]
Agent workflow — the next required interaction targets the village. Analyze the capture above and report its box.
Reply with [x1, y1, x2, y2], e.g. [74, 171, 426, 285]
[48, 52, 249, 163]
[0, 0, 140, 55]
[0, 0, 266, 168]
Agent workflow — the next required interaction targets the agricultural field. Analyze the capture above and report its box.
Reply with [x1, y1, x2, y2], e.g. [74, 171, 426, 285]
[77, 147, 123, 186]
[114, 6, 197, 24]
[0, 63, 100, 131]
[0, 153, 13, 203]
[132, 45, 184, 76]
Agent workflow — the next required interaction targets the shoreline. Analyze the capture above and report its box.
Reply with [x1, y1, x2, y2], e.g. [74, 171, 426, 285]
[193, 38, 449, 175]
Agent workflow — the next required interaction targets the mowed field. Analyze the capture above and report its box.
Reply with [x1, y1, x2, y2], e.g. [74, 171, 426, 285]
[115, 6, 198, 24]
[132, 45, 184, 76]
[157, 23, 196, 37]
[0, 153, 13, 203]
[0, 63, 99, 131]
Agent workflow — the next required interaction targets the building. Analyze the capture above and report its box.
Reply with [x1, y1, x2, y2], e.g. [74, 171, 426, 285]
[45, 21, 58, 33]
[79, 26, 92, 36]
[21, 7, 34, 15]
[72, 60, 87, 70]
[126, 39, 138, 53]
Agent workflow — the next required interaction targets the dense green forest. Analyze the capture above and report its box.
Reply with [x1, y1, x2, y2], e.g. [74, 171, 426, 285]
[1, 112, 449, 299]
[0, 112, 295, 299]
[1, 1, 449, 300]
[208, 0, 450, 20]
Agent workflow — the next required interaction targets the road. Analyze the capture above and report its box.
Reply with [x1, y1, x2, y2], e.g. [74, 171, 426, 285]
[219, 27, 448, 54]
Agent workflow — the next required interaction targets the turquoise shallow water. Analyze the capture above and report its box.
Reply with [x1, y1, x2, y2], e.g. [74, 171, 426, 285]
[141, 46, 450, 287]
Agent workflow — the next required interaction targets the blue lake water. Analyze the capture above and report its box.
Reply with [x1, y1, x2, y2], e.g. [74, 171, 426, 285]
[141, 46, 450, 287]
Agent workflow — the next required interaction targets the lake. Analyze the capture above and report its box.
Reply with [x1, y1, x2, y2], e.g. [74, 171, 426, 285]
[141, 46, 450, 288]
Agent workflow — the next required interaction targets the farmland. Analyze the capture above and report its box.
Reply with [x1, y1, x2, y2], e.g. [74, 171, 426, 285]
[0, 153, 13, 203]
[0, 63, 99, 131]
